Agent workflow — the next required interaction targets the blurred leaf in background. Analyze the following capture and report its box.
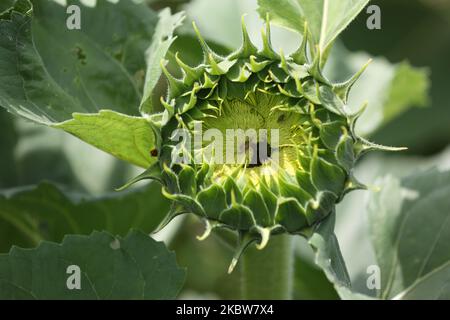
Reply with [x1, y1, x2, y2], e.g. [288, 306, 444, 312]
[368, 169, 450, 299]
[293, 244, 340, 300]
[0, 181, 170, 253]
[335, 146, 450, 298]
[325, 43, 430, 136]
[341, 0, 450, 154]
[170, 216, 241, 299]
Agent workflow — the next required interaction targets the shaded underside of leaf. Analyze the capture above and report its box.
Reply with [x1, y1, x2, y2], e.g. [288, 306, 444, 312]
[0, 182, 170, 253]
[0, 230, 185, 299]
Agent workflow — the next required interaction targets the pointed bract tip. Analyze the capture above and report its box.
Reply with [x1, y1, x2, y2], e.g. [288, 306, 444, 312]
[116, 164, 162, 191]
[291, 22, 309, 65]
[345, 176, 368, 193]
[278, 48, 289, 72]
[240, 15, 250, 43]
[369, 184, 382, 193]
[160, 60, 186, 98]
[349, 101, 369, 122]
[357, 101, 369, 114]
[260, 15, 279, 60]
[159, 58, 167, 69]
[192, 20, 221, 62]
[175, 53, 203, 86]
[192, 20, 200, 35]
[335, 59, 372, 102]
[308, 46, 330, 84]
[232, 14, 258, 58]
[255, 228, 270, 250]
[356, 58, 373, 76]
[115, 185, 128, 192]
[196, 220, 213, 241]
[228, 258, 238, 274]
[359, 137, 408, 153]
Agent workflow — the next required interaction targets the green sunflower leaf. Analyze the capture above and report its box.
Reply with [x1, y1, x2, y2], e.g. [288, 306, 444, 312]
[54, 110, 155, 169]
[368, 169, 450, 300]
[0, 230, 185, 299]
[0, 0, 158, 124]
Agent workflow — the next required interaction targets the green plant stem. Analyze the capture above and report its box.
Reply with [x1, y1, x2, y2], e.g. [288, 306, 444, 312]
[241, 234, 294, 299]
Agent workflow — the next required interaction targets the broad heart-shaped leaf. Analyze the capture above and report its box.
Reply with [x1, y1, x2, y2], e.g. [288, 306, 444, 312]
[257, 0, 369, 52]
[0, 0, 158, 124]
[0, 230, 185, 299]
[0, 1, 173, 168]
[368, 169, 450, 300]
[0, 182, 170, 253]
[140, 8, 185, 114]
[54, 110, 155, 169]
[308, 213, 374, 300]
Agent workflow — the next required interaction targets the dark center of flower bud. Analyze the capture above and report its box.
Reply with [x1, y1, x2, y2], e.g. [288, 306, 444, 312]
[246, 139, 272, 168]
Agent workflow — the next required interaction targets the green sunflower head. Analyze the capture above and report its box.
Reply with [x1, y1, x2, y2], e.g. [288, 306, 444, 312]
[125, 16, 403, 273]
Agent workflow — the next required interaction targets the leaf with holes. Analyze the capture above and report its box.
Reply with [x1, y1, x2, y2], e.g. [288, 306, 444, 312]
[0, 0, 158, 123]
[0, 230, 185, 299]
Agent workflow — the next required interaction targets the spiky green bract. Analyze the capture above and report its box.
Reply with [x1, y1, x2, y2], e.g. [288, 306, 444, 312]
[128, 17, 402, 272]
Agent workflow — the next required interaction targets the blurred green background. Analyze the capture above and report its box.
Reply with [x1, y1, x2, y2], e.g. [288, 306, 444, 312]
[1, 0, 449, 299]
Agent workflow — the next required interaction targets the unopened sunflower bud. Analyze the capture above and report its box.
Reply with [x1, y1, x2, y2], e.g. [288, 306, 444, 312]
[124, 16, 404, 273]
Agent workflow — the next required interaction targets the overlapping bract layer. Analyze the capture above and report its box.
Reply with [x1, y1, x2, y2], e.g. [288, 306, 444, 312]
[130, 17, 400, 272]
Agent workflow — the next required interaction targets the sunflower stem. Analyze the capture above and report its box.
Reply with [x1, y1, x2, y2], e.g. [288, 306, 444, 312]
[241, 234, 294, 299]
